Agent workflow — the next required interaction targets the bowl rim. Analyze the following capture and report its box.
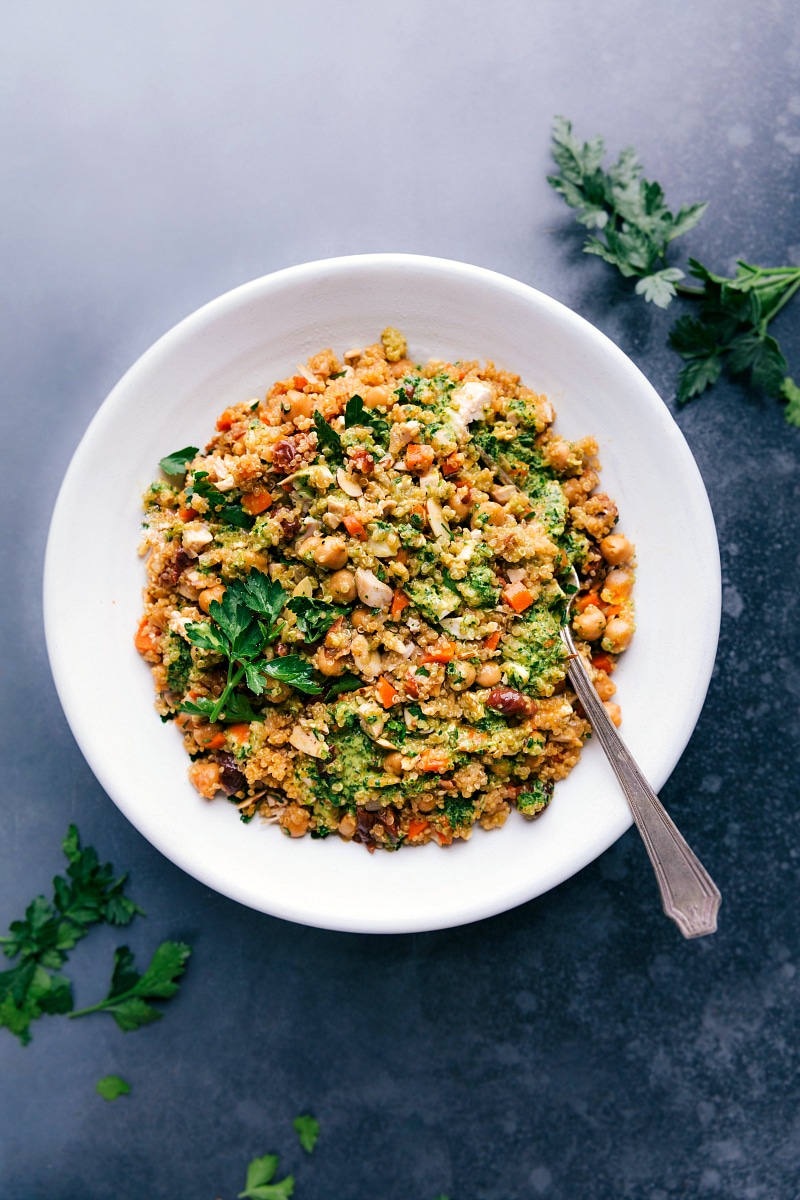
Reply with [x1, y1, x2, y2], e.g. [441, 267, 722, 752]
[43, 252, 721, 932]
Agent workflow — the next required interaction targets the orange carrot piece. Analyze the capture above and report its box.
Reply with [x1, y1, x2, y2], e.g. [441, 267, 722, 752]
[575, 591, 603, 613]
[241, 490, 273, 516]
[591, 653, 616, 674]
[227, 723, 252, 744]
[502, 581, 535, 613]
[204, 732, 227, 750]
[343, 514, 367, 540]
[377, 676, 400, 708]
[421, 642, 456, 664]
[407, 818, 430, 839]
[418, 749, 450, 773]
[134, 619, 160, 656]
[216, 407, 238, 431]
[390, 590, 410, 620]
[178, 507, 198, 522]
[483, 630, 502, 652]
[405, 443, 435, 471]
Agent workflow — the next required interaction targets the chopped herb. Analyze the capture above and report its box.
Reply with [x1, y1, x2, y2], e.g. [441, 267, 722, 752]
[517, 778, 554, 816]
[288, 596, 349, 642]
[69, 941, 191, 1032]
[189, 472, 254, 528]
[238, 1153, 295, 1200]
[293, 1114, 320, 1153]
[96, 1074, 130, 1101]
[324, 673, 365, 698]
[159, 446, 199, 477]
[313, 410, 343, 464]
[0, 826, 143, 1045]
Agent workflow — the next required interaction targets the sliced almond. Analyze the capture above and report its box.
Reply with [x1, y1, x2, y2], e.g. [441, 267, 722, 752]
[336, 467, 363, 497]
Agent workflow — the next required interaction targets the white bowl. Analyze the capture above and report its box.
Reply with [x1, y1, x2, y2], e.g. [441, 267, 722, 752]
[44, 254, 720, 933]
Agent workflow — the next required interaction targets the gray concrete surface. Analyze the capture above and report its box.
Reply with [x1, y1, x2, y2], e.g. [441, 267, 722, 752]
[2, 2, 799, 1197]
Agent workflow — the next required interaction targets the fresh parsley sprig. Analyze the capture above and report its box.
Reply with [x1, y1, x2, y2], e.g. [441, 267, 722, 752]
[292, 1114, 319, 1154]
[189, 471, 253, 530]
[548, 117, 800, 424]
[181, 571, 322, 720]
[0, 826, 143, 1045]
[344, 394, 390, 447]
[159, 445, 199, 477]
[313, 410, 343, 464]
[69, 941, 191, 1031]
[238, 1154, 295, 1200]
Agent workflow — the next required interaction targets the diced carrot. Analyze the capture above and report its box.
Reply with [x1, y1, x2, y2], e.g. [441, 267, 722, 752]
[575, 591, 603, 613]
[178, 507, 198, 522]
[405, 443, 435, 472]
[227, 723, 252, 744]
[483, 630, 502, 652]
[418, 749, 451, 773]
[292, 374, 309, 390]
[502, 581, 535, 613]
[435, 831, 453, 846]
[134, 619, 160, 656]
[343, 514, 367, 540]
[390, 590, 410, 620]
[216, 407, 238, 431]
[377, 676, 400, 708]
[407, 818, 430, 839]
[241, 489, 273, 515]
[591, 654, 616, 674]
[441, 453, 462, 476]
[421, 642, 456, 664]
[204, 732, 227, 750]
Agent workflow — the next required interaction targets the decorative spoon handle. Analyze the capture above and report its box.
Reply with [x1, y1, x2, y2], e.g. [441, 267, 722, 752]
[561, 626, 721, 938]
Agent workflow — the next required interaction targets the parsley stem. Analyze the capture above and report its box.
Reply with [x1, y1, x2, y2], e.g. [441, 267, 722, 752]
[765, 275, 800, 323]
[209, 663, 247, 724]
[69, 983, 139, 1019]
[674, 283, 706, 297]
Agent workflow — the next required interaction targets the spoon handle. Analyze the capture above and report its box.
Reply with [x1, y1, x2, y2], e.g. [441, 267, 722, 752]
[562, 629, 721, 938]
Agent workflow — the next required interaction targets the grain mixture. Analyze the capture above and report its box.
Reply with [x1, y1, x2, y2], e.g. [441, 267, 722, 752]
[136, 329, 636, 850]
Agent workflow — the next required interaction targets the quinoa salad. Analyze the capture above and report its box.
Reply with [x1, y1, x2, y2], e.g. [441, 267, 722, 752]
[136, 329, 636, 850]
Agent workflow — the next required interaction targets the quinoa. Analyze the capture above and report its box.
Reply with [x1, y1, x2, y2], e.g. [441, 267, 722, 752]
[135, 335, 636, 850]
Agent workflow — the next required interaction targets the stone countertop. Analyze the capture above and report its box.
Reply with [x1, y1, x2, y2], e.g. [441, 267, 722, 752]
[1, 3, 798, 1198]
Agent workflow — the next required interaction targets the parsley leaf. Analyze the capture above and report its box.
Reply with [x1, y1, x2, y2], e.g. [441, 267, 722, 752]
[261, 655, 323, 695]
[287, 597, 349, 641]
[344, 394, 390, 446]
[324, 673, 365, 698]
[69, 941, 191, 1031]
[159, 446, 199, 477]
[293, 1114, 319, 1154]
[780, 377, 800, 427]
[313, 410, 343, 464]
[189, 472, 253, 530]
[96, 1074, 130, 1101]
[0, 826, 143, 1045]
[238, 1154, 295, 1199]
[548, 115, 706, 305]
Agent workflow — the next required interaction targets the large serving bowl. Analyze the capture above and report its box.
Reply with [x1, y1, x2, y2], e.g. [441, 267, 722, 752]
[44, 253, 720, 933]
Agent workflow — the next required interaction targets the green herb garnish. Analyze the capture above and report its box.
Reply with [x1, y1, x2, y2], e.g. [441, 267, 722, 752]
[96, 1074, 131, 1101]
[0, 826, 143, 1045]
[344, 394, 390, 445]
[313, 410, 343, 464]
[69, 941, 191, 1031]
[238, 1154, 295, 1200]
[288, 597, 349, 642]
[292, 1114, 319, 1154]
[548, 116, 800, 424]
[189, 472, 254, 529]
[324, 673, 365, 698]
[159, 446, 199, 477]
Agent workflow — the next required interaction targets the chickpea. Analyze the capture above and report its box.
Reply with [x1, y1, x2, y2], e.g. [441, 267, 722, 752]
[315, 646, 345, 676]
[383, 751, 405, 774]
[447, 661, 477, 691]
[338, 812, 357, 839]
[283, 389, 314, 420]
[471, 502, 513, 529]
[188, 761, 221, 799]
[448, 489, 472, 520]
[328, 568, 357, 603]
[198, 583, 226, 613]
[601, 568, 634, 602]
[363, 384, 393, 409]
[599, 533, 634, 565]
[603, 616, 634, 653]
[603, 701, 622, 727]
[350, 607, 372, 630]
[545, 438, 574, 472]
[572, 605, 607, 642]
[476, 662, 502, 688]
[594, 673, 616, 701]
[312, 536, 348, 570]
[417, 794, 438, 813]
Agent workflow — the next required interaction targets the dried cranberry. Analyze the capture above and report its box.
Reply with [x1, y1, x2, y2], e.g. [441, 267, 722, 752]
[272, 437, 301, 474]
[274, 508, 299, 539]
[486, 688, 537, 718]
[349, 447, 375, 475]
[158, 549, 190, 588]
[217, 751, 247, 795]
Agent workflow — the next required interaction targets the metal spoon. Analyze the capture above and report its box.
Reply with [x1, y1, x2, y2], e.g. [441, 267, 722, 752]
[561, 567, 721, 938]
[477, 449, 721, 937]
